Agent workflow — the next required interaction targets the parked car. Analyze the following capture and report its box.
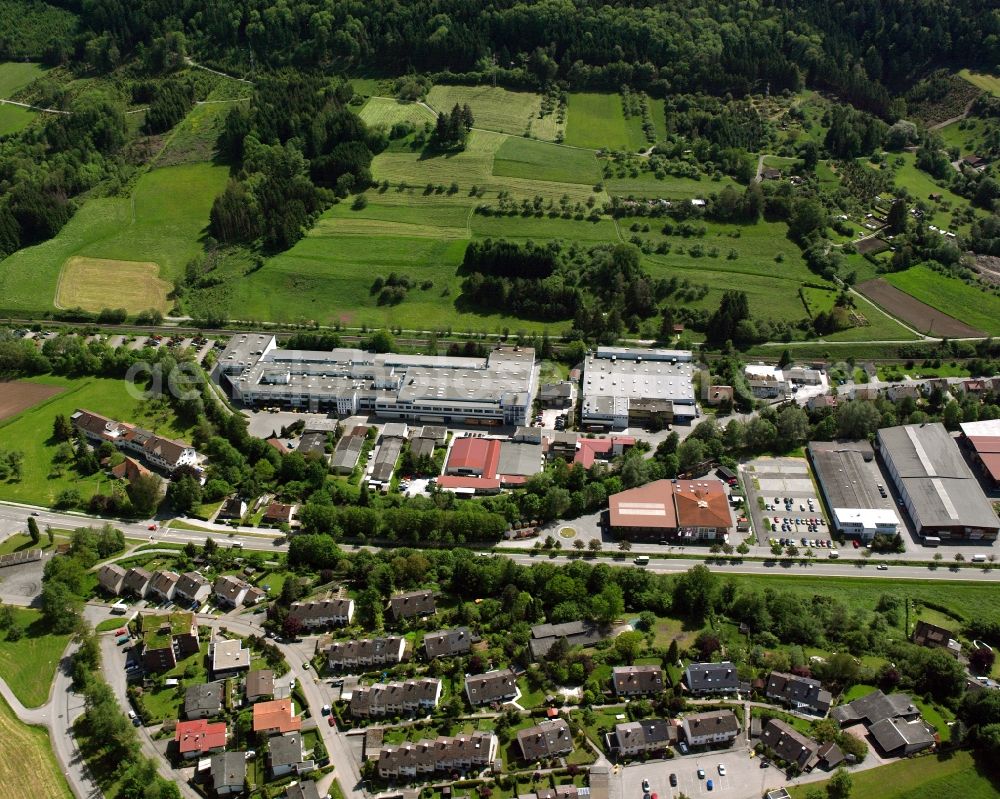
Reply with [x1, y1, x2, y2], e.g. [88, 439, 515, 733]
[718, 764, 726, 776]
[877, 564, 889, 570]
[642, 779, 650, 794]
[328, 716, 336, 728]
[707, 780, 714, 791]
[697, 769, 705, 779]
[669, 775, 677, 787]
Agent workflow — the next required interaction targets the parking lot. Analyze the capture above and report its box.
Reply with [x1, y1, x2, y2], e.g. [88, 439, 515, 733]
[742, 457, 832, 549]
[620, 748, 774, 799]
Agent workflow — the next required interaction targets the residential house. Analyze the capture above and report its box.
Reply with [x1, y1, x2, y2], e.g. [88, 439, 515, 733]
[253, 698, 302, 735]
[390, 590, 437, 621]
[214, 575, 250, 608]
[184, 682, 224, 719]
[612, 666, 665, 697]
[377, 732, 498, 779]
[263, 502, 296, 526]
[97, 563, 126, 595]
[349, 678, 442, 718]
[287, 598, 355, 630]
[684, 662, 740, 696]
[516, 719, 574, 761]
[71, 408, 200, 474]
[217, 497, 247, 521]
[537, 381, 576, 409]
[175, 719, 227, 759]
[748, 377, 791, 400]
[465, 669, 518, 706]
[175, 572, 211, 605]
[424, 627, 474, 659]
[149, 570, 180, 602]
[111, 455, 152, 483]
[807, 395, 838, 412]
[912, 621, 962, 657]
[325, 637, 406, 671]
[831, 690, 921, 728]
[529, 620, 610, 659]
[269, 733, 304, 778]
[211, 751, 247, 796]
[614, 719, 677, 757]
[886, 384, 921, 404]
[681, 710, 740, 747]
[762, 167, 782, 180]
[851, 386, 880, 401]
[212, 638, 250, 679]
[286, 781, 322, 799]
[123, 567, 152, 598]
[759, 719, 819, 771]
[245, 669, 274, 704]
[868, 717, 937, 756]
[704, 385, 734, 406]
[765, 672, 832, 716]
[244, 586, 266, 606]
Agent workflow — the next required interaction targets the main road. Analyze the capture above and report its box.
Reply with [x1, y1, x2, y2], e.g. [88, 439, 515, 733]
[2, 501, 998, 583]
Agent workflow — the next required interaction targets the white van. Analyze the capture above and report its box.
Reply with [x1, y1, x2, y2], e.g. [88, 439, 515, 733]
[634, 555, 650, 566]
[828, 550, 840, 559]
[972, 554, 987, 563]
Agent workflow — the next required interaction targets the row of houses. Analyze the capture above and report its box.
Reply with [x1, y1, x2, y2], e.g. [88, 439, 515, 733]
[350, 678, 442, 718]
[97, 565, 265, 609]
[683, 662, 832, 715]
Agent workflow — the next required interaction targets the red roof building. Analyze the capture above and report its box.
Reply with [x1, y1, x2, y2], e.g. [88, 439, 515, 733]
[175, 719, 227, 759]
[609, 479, 733, 542]
[111, 455, 152, 482]
[253, 698, 302, 734]
[967, 436, 1000, 488]
[445, 438, 502, 477]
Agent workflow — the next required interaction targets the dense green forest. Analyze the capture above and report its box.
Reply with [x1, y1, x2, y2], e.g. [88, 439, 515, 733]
[29, 0, 1000, 119]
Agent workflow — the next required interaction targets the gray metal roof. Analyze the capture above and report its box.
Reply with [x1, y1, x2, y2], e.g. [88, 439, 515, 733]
[498, 441, 543, 477]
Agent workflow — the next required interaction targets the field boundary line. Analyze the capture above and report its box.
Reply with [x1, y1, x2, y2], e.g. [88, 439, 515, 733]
[846, 286, 926, 339]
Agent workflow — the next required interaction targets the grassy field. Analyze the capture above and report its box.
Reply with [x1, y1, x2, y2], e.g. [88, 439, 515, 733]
[723, 573, 999, 627]
[0, 62, 45, 98]
[789, 751, 996, 799]
[936, 118, 989, 155]
[0, 103, 35, 135]
[892, 153, 972, 231]
[426, 85, 557, 139]
[823, 292, 921, 342]
[565, 93, 646, 151]
[492, 137, 601, 185]
[604, 171, 735, 199]
[0, 162, 227, 313]
[959, 69, 1000, 97]
[359, 96, 435, 129]
[0, 608, 70, 708]
[55, 257, 171, 314]
[0, 375, 191, 507]
[885, 266, 1000, 336]
[156, 93, 246, 167]
[0, 696, 71, 799]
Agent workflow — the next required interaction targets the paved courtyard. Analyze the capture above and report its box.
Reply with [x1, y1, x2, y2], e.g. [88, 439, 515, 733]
[619, 747, 779, 799]
[742, 457, 832, 548]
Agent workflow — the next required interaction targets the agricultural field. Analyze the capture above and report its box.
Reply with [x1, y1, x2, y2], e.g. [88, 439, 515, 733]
[858, 277, 986, 337]
[55, 257, 171, 314]
[425, 85, 558, 139]
[492, 137, 601, 185]
[603, 170, 733, 199]
[0, 375, 192, 507]
[155, 86, 250, 167]
[564, 92, 647, 151]
[0, 381, 63, 422]
[359, 97, 435, 129]
[0, 608, 71, 708]
[0, 696, 71, 799]
[0, 162, 226, 314]
[883, 266, 1000, 336]
[959, 69, 1000, 97]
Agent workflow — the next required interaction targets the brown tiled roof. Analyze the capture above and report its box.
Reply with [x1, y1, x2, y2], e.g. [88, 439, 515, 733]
[516, 719, 573, 760]
[424, 627, 474, 658]
[245, 669, 274, 700]
[390, 590, 436, 619]
[613, 665, 665, 695]
[465, 669, 517, 705]
[673, 480, 731, 528]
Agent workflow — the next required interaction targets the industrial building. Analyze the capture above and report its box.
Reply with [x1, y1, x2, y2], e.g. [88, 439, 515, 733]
[217, 334, 535, 426]
[876, 423, 999, 542]
[581, 347, 696, 430]
[807, 440, 901, 541]
[959, 419, 1000, 489]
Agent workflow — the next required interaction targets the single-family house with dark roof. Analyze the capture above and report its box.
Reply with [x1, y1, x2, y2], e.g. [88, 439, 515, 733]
[149, 570, 180, 602]
[245, 669, 274, 704]
[831, 690, 920, 728]
[97, 563, 126, 595]
[765, 672, 832, 715]
[517, 719, 573, 761]
[268, 732, 304, 777]
[613, 719, 677, 756]
[214, 575, 250, 608]
[424, 627, 474, 659]
[912, 620, 961, 657]
[211, 751, 247, 796]
[612, 665, 665, 697]
[123, 567, 152, 598]
[390, 590, 437, 620]
[184, 682, 224, 719]
[217, 497, 247, 521]
[684, 662, 740, 696]
[465, 669, 518, 706]
[263, 502, 296, 526]
[286, 781, 322, 799]
[529, 620, 610, 659]
[868, 717, 936, 756]
[175, 571, 211, 605]
[760, 719, 819, 771]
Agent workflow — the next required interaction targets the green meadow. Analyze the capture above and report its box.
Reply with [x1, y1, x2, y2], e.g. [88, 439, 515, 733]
[359, 96, 436, 129]
[0, 61, 45, 98]
[565, 92, 648, 151]
[0, 162, 227, 314]
[492, 136, 601, 185]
